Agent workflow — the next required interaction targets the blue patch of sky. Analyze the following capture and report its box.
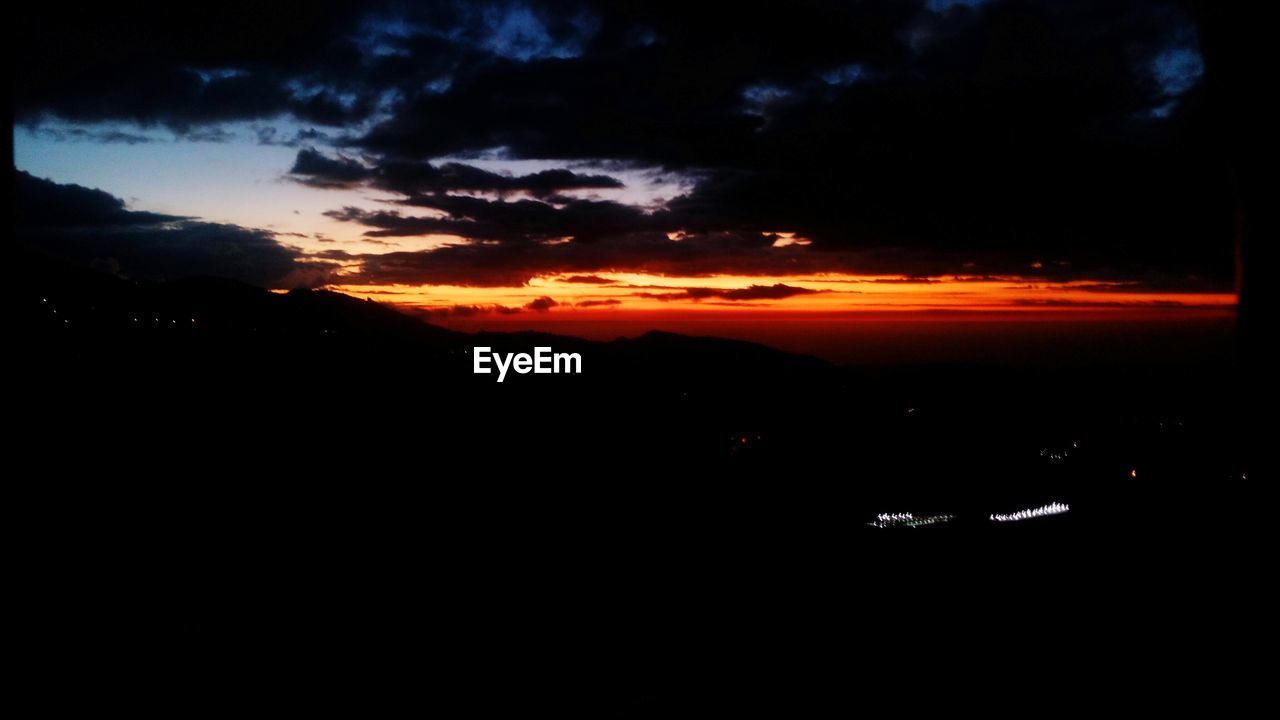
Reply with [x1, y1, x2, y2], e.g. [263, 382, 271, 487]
[820, 63, 868, 86]
[478, 4, 586, 61]
[14, 120, 397, 245]
[927, 0, 987, 11]
[1151, 46, 1204, 97]
[742, 84, 793, 106]
[1142, 44, 1204, 119]
[424, 76, 453, 94]
[355, 15, 417, 57]
[741, 84, 794, 123]
[193, 68, 247, 83]
[359, 2, 597, 63]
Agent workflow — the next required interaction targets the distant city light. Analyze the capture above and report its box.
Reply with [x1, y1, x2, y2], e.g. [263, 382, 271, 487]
[868, 512, 954, 528]
[990, 501, 1070, 523]
[1040, 446, 1072, 464]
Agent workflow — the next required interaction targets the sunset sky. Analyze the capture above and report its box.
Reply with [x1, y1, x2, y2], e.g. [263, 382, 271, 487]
[14, 0, 1236, 356]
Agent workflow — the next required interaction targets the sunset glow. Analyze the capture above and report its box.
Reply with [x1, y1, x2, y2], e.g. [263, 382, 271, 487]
[13, 0, 1260, 543]
[330, 272, 1235, 319]
[14, 0, 1239, 361]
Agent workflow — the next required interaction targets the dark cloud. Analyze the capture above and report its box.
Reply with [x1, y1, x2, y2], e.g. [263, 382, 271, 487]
[868, 277, 943, 284]
[329, 228, 966, 287]
[576, 299, 622, 307]
[16, 1, 1235, 287]
[15, 1, 381, 129]
[414, 295, 565, 317]
[257, 126, 335, 147]
[330, 2, 1229, 286]
[289, 149, 623, 196]
[411, 303, 523, 320]
[715, 284, 822, 301]
[15, 171, 337, 288]
[35, 127, 156, 144]
[290, 149, 374, 188]
[523, 296, 559, 311]
[355, 1, 922, 163]
[177, 127, 236, 143]
[16, 170, 184, 227]
[325, 193, 655, 244]
[376, 161, 623, 197]
[638, 284, 823, 302]
[562, 275, 615, 284]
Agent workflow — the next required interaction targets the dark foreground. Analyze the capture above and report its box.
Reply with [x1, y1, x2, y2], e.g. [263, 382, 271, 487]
[15, 257, 1260, 550]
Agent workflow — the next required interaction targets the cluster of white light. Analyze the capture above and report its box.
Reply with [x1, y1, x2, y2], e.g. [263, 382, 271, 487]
[1039, 447, 1071, 464]
[868, 512, 954, 529]
[989, 501, 1070, 523]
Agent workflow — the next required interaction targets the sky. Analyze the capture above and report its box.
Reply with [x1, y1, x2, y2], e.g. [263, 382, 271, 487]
[13, 0, 1236, 352]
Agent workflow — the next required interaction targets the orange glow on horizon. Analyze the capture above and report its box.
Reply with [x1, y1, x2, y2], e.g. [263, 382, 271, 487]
[322, 271, 1235, 364]
[327, 271, 1235, 319]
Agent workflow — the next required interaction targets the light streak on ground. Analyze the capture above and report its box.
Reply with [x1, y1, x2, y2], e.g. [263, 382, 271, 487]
[867, 512, 955, 528]
[990, 501, 1070, 523]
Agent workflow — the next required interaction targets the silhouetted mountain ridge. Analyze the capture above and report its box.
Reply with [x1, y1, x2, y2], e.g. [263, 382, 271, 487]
[11, 251, 1257, 538]
[18, 250, 829, 381]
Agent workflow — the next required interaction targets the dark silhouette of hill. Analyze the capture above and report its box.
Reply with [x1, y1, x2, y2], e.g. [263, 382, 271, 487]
[20, 249, 459, 344]
[19, 249, 827, 378]
[12, 250, 1258, 547]
[15, 250, 837, 475]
